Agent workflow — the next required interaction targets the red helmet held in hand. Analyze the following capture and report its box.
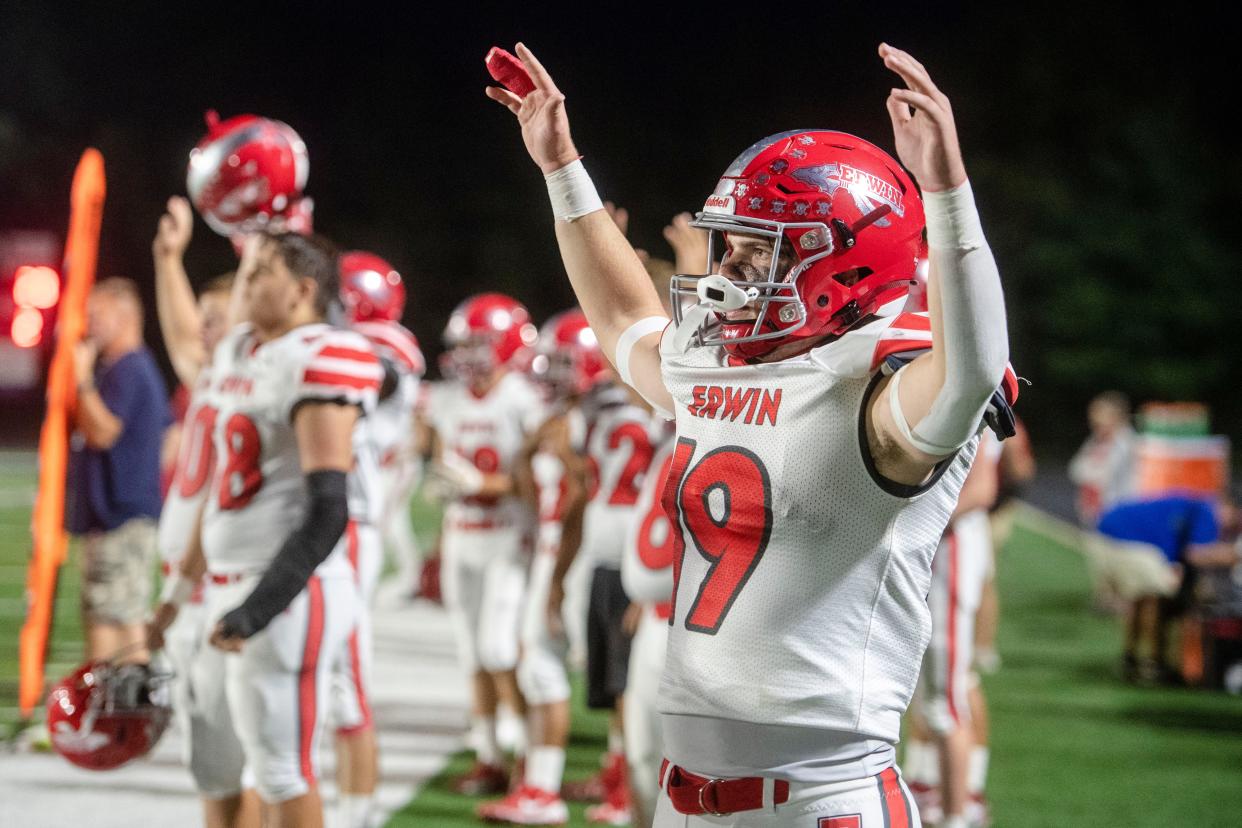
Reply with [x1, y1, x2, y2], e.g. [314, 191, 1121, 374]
[443, 293, 537, 378]
[671, 130, 925, 360]
[187, 110, 310, 238]
[46, 661, 172, 771]
[340, 251, 407, 324]
[529, 309, 607, 398]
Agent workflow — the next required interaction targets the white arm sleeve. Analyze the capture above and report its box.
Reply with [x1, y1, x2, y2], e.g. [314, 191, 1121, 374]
[907, 180, 1009, 455]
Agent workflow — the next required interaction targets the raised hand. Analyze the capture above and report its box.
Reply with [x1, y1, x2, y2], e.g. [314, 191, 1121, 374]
[153, 196, 193, 259]
[879, 43, 967, 193]
[485, 43, 581, 174]
[663, 212, 710, 275]
[604, 201, 630, 236]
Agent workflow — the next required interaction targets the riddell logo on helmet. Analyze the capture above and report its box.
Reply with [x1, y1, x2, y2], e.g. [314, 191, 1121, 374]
[703, 194, 736, 214]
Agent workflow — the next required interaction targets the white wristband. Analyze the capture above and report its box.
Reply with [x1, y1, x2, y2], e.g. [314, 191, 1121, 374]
[159, 571, 196, 609]
[924, 179, 986, 252]
[615, 316, 669, 387]
[545, 159, 604, 222]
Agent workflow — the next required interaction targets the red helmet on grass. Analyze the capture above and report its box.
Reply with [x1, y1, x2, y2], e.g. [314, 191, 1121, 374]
[671, 130, 925, 360]
[46, 661, 172, 771]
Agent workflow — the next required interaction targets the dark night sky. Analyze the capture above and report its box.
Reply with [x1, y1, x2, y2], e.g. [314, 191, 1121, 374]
[1, 2, 1236, 448]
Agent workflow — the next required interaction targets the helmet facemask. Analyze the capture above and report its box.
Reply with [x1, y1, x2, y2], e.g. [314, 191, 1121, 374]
[670, 212, 834, 357]
[447, 335, 499, 383]
[529, 350, 578, 399]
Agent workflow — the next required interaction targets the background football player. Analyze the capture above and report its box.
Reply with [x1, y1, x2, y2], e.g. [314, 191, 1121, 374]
[489, 41, 1017, 826]
[154, 231, 382, 828]
[906, 434, 1002, 828]
[477, 308, 601, 824]
[329, 250, 424, 828]
[425, 293, 543, 795]
[145, 193, 258, 826]
[618, 419, 675, 828]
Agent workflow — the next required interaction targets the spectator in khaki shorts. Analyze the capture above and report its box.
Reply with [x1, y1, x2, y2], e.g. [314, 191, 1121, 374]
[1092, 495, 1239, 684]
[66, 277, 172, 663]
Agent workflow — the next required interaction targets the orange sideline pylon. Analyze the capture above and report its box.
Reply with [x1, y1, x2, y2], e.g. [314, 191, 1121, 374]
[18, 148, 106, 718]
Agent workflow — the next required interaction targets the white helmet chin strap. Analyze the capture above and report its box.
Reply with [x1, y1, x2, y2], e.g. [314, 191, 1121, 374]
[672, 275, 760, 353]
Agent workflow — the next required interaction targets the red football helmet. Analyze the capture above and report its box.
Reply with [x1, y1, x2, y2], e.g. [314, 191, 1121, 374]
[187, 110, 311, 238]
[529, 309, 608, 397]
[671, 130, 925, 359]
[46, 661, 172, 771]
[442, 293, 537, 378]
[340, 251, 406, 323]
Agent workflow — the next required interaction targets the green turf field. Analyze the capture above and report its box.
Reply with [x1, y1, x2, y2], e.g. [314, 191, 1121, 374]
[2, 449, 1241, 826]
[0, 453, 85, 737]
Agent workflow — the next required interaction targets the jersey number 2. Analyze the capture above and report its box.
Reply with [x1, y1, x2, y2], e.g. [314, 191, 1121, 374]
[664, 438, 773, 634]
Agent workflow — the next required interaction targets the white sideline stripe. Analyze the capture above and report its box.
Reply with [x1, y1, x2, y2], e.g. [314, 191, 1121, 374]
[1009, 500, 1088, 552]
[0, 598, 469, 828]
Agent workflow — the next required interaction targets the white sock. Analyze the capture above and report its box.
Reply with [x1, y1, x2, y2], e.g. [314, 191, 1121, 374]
[511, 717, 529, 757]
[607, 726, 624, 757]
[940, 816, 969, 828]
[968, 746, 990, 795]
[339, 794, 373, 828]
[473, 715, 501, 765]
[903, 740, 938, 786]
[527, 745, 567, 793]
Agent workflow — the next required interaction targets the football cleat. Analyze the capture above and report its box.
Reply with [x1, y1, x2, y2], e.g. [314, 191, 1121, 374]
[476, 785, 569, 825]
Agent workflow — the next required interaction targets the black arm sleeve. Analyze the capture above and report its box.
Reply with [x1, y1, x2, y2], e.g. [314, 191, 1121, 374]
[217, 469, 349, 639]
[378, 356, 399, 402]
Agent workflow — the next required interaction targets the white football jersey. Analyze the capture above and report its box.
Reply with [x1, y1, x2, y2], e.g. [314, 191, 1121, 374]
[656, 312, 980, 750]
[620, 427, 676, 607]
[580, 384, 656, 569]
[532, 449, 568, 558]
[157, 367, 216, 565]
[428, 371, 544, 531]
[352, 319, 425, 466]
[201, 323, 383, 575]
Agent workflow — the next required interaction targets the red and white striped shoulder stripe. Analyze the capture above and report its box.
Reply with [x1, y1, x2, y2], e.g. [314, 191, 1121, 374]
[302, 331, 384, 395]
[352, 320, 425, 377]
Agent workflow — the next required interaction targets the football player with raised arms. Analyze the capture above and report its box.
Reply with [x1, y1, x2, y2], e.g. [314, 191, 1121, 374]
[154, 231, 383, 828]
[144, 193, 258, 826]
[147, 111, 314, 826]
[488, 42, 1017, 826]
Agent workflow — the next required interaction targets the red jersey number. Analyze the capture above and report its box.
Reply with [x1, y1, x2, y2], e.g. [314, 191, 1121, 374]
[461, 445, 501, 505]
[665, 438, 772, 635]
[218, 413, 264, 510]
[636, 453, 676, 572]
[606, 422, 654, 506]
[176, 404, 217, 499]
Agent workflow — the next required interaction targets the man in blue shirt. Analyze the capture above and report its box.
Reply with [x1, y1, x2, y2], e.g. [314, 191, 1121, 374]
[67, 277, 172, 662]
[1096, 495, 1237, 682]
